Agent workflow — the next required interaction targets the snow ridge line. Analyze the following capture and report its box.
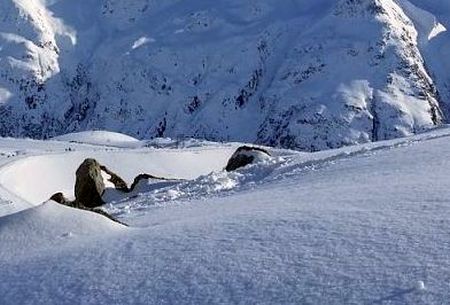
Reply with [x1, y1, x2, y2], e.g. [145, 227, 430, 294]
[0, 145, 128, 215]
[108, 128, 450, 218]
[1, 126, 450, 219]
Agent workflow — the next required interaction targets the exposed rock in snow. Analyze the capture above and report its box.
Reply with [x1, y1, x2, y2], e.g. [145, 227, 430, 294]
[51, 156, 184, 206]
[3, 128, 450, 303]
[49, 190, 126, 225]
[73, 158, 175, 206]
[102, 174, 182, 203]
[225, 146, 271, 172]
[100, 164, 182, 203]
[49, 192, 71, 205]
[74, 158, 105, 208]
[100, 165, 129, 192]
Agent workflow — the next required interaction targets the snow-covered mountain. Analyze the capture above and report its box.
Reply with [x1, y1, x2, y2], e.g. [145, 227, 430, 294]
[0, 0, 449, 150]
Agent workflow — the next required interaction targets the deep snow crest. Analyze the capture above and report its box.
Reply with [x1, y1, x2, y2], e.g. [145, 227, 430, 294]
[0, 130, 242, 216]
[52, 130, 141, 148]
[107, 125, 450, 223]
[3, 126, 450, 221]
[0, 201, 125, 262]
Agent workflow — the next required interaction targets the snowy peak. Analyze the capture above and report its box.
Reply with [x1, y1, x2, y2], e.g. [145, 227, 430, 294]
[0, 0, 61, 76]
[258, 0, 444, 149]
[333, 0, 387, 18]
[0, 0, 449, 150]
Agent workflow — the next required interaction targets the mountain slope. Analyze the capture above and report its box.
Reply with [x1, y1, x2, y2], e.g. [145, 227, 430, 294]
[0, 0, 449, 150]
[2, 128, 450, 303]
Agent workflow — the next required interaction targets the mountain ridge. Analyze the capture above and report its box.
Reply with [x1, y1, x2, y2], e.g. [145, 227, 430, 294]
[0, 0, 449, 151]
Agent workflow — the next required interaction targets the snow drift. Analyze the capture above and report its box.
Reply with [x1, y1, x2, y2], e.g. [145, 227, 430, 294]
[2, 128, 450, 304]
[52, 130, 141, 147]
[0, 142, 235, 205]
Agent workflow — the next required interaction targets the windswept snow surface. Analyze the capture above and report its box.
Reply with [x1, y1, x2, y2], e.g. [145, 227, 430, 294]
[0, 135, 236, 207]
[1, 129, 450, 304]
[52, 130, 141, 147]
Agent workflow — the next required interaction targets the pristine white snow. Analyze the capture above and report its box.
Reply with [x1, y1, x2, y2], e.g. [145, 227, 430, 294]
[0, 143, 236, 207]
[1, 128, 450, 304]
[131, 36, 155, 50]
[52, 130, 142, 148]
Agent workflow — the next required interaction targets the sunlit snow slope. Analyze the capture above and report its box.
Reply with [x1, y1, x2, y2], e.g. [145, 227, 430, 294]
[0, 131, 236, 208]
[1, 129, 450, 304]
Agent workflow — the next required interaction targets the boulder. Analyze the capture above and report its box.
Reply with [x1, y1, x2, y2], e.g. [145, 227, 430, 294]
[100, 165, 173, 194]
[49, 158, 180, 226]
[49, 192, 127, 226]
[129, 173, 172, 192]
[225, 146, 271, 172]
[74, 158, 105, 208]
[100, 165, 129, 192]
[49, 192, 73, 206]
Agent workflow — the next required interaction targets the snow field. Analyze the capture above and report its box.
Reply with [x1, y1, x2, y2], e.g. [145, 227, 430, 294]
[1, 129, 450, 303]
[0, 147, 235, 207]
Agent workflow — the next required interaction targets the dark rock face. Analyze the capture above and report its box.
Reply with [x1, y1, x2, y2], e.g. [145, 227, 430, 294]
[225, 146, 271, 172]
[49, 192, 72, 206]
[49, 191, 127, 226]
[100, 165, 129, 192]
[128, 173, 171, 192]
[100, 165, 171, 194]
[74, 158, 105, 208]
[50, 193, 128, 227]
[48, 158, 179, 226]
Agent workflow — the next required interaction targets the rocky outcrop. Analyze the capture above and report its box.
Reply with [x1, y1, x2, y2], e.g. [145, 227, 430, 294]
[100, 168, 180, 203]
[48, 158, 179, 225]
[75, 158, 105, 208]
[100, 165, 128, 192]
[100, 166, 172, 193]
[49, 191, 127, 226]
[49, 192, 72, 206]
[128, 174, 173, 193]
[225, 146, 271, 172]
